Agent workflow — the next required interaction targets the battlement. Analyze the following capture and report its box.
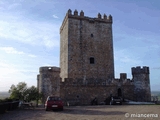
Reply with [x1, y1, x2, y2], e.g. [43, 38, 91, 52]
[39, 66, 60, 73]
[66, 9, 112, 20]
[131, 66, 149, 75]
[120, 73, 127, 79]
[60, 9, 112, 33]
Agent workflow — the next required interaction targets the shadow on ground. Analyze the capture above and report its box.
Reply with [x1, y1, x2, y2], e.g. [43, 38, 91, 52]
[51, 105, 127, 116]
[0, 105, 127, 120]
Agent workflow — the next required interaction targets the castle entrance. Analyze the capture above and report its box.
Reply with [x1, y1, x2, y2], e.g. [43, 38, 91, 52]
[118, 88, 122, 97]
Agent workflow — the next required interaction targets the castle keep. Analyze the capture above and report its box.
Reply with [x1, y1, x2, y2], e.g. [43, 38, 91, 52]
[60, 9, 114, 81]
[37, 9, 151, 105]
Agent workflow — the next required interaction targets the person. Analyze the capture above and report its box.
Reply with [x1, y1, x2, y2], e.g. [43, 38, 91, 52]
[18, 100, 23, 108]
[91, 97, 98, 105]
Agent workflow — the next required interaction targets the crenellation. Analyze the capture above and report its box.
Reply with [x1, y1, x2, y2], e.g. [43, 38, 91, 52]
[108, 14, 112, 20]
[120, 73, 127, 80]
[80, 10, 84, 17]
[74, 9, 78, 16]
[68, 9, 72, 15]
[103, 14, 107, 19]
[143, 66, 150, 74]
[127, 79, 131, 81]
[97, 13, 102, 19]
[132, 66, 150, 75]
[39, 66, 60, 73]
[60, 10, 112, 34]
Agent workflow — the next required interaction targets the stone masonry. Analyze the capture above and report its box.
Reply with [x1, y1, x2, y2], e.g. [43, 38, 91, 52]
[37, 9, 151, 105]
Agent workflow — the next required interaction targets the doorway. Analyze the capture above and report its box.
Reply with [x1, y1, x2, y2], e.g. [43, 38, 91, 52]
[118, 88, 122, 97]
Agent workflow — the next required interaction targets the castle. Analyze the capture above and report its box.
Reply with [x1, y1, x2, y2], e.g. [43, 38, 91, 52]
[37, 9, 151, 105]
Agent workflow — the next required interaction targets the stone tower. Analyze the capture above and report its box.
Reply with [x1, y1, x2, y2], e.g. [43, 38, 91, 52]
[37, 66, 60, 103]
[132, 66, 151, 102]
[60, 9, 114, 81]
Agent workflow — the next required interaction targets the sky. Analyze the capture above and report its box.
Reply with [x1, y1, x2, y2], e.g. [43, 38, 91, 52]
[0, 0, 160, 92]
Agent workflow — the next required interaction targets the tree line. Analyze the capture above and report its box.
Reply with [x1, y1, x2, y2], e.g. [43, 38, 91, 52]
[8, 82, 42, 106]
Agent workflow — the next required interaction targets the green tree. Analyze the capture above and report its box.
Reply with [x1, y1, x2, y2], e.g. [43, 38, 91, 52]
[9, 82, 27, 100]
[8, 82, 42, 106]
[26, 86, 43, 106]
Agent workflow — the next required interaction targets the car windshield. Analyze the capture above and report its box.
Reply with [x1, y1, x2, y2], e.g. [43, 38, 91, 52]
[48, 97, 61, 101]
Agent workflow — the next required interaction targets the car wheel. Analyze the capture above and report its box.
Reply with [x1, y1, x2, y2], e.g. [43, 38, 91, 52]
[45, 106, 49, 111]
[60, 107, 63, 111]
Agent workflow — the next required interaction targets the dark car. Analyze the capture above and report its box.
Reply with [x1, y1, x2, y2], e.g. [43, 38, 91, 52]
[110, 96, 122, 105]
[45, 96, 63, 111]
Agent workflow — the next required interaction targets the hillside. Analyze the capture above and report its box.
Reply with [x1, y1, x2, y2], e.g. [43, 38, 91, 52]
[0, 91, 10, 99]
[151, 91, 160, 100]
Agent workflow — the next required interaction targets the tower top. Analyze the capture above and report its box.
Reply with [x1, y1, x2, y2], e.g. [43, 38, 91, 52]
[65, 9, 112, 21]
[131, 66, 149, 75]
[39, 66, 60, 73]
[60, 9, 113, 33]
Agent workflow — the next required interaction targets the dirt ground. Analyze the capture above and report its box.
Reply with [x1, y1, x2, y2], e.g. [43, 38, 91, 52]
[0, 105, 160, 120]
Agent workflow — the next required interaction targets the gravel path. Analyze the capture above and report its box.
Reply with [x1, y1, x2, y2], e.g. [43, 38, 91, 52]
[0, 105, 160, 120]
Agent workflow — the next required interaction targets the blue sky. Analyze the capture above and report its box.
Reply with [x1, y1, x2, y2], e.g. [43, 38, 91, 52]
[0, 0, 159, 92]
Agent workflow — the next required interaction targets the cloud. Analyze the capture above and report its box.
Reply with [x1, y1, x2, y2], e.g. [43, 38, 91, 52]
[7, 3, 21, 10]
[0, 4, 60, 49]
[0, 47, 24, 54]
[52, 14, 58, 19]
[120, 56, 139, 63]
[114, 49, 142, 64]
[28, 54, 37, 58]
[0, 46, 37, 57]
[0, 60, 38, 91]
[152, 67, 160, 69]
[114, 48, 143, 78]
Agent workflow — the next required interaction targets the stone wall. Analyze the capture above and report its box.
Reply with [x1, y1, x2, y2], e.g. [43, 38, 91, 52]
[60, 76, 135, 105]
[37, 66, 151, 105]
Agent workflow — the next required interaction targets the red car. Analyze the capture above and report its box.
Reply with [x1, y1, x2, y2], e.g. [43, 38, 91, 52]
[45, 96, 63, 111]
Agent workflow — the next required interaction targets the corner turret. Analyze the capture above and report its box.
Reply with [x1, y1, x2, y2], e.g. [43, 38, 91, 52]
[38, 66, 60, 103]
[131, 66, 151, 102]
[131, 66, 149, 75]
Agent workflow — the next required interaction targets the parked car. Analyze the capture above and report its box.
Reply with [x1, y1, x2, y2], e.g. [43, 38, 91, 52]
[110, 96, 122, 105]
[45, 96, 63, 111]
